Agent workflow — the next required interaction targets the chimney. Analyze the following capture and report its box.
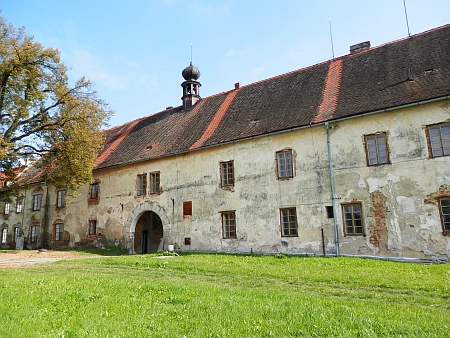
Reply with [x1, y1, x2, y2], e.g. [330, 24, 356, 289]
[350, 41, 370, 54]
[235, 82, 241, 90]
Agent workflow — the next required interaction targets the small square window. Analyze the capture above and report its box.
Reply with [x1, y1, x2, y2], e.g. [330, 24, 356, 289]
[1, 228, 7, 244]
[428, 123, 450, 158]
[221, 211, 236, 239]
[325, 206, 334, 219]
[56, 190, 66, 208]
[150, 172, 160, 194]
[31, 225, 39, 243]
[32, 194, 42, 211]
[280, 208, 298, 237]
[342, 203, 364, 235]
[276, 150, 294, 179]
[88, 220, 97, 235]
[137, 174, 147, 196]
[439, 198, 450, 233]
[54, 223, 64, 241]
[16, 199, 23, 213]
[220, 161, 234, 187]
[365, 133, 389, 166]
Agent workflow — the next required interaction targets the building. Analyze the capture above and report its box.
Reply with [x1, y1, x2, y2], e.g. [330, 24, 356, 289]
[1, 25, 450, 261]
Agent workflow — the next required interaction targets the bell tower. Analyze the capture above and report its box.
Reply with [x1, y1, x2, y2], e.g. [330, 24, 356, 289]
[181, 62, 201, 110]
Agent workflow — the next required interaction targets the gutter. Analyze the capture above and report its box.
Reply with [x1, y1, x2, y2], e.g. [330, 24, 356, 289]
[94, 95, 449, 172]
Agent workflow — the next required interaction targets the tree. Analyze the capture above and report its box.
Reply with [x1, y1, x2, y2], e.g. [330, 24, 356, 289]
[0, 15, 112, 202]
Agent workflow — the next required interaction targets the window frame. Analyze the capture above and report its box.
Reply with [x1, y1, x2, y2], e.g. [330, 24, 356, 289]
[88, 220, 97, 236]
[13, 227, 20, 243]
[89, 183, 99, 200]
[364, 132, 389, 166]
[221, 211, 236, 239]
[439, 198, 450, 234]
[427, 123, 450, 158]
[220, 161, 234, 188]
[32, 194, 42, 211]
[56, 189, 66, 208]
[15, 199, 23, 213]
[30, 225, 39, 243]
[342, 203, 365, 236]
[150, 171, 160, 194]
[1, 228, 7, 244]
[4, 202, 10, 215]
[276, 149, 294, 179]
[54, 222, 64, 241]
[280, 207, 298, 237]
[137, 174, 147, 196]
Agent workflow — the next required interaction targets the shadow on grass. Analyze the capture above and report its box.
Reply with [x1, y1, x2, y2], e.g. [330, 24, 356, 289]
[58, 247, 129, 256]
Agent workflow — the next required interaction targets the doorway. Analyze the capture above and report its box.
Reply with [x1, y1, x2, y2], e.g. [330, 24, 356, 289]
[134, 211, 163, 253]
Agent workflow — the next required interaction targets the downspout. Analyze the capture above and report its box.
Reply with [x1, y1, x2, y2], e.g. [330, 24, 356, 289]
[325, 122, 339, 256]
[42, 182, 50, 249]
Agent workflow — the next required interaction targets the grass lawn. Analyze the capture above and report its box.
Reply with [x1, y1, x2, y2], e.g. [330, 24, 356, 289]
[0, 252, 449, 337]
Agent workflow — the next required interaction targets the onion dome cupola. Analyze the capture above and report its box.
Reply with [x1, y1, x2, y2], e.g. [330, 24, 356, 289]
[181, 62, 201, 110]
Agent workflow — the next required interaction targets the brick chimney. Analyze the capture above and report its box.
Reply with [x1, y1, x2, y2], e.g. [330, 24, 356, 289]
[350, 41, 370, 54]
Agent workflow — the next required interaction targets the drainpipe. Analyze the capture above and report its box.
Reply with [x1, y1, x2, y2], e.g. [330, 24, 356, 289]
[325, 122, 339, 256]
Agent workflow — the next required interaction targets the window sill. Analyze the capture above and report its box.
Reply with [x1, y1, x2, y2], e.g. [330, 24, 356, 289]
[88, 198, 99, 205]
[442, 232, 450, 237]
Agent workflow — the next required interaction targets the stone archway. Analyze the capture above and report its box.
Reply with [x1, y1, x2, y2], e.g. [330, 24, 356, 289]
[125, 201, 171, 254]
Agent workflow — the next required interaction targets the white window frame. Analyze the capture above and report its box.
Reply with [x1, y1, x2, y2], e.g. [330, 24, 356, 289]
[365, 133, 389, 166]
[150, 172, 160, 194]
[276, 150, 294, 179]
[32, 194, 42, 211]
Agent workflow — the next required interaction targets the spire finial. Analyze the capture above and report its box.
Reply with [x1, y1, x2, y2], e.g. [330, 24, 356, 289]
[190, 43, 193, 64]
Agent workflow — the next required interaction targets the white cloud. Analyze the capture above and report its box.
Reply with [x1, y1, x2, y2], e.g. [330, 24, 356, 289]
[64, 47, 128, 90]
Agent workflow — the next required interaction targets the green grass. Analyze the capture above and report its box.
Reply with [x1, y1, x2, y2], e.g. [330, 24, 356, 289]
[0, 253, 449, 337]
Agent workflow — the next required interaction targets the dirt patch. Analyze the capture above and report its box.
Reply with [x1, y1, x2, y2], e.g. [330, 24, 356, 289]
[0, 250, 97, 269]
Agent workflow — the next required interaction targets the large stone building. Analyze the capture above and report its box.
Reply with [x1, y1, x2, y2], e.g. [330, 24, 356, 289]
[1, 25, 450, 261]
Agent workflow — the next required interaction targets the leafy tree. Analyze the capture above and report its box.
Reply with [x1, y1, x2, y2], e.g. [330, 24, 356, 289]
[0, 15, 112, 201]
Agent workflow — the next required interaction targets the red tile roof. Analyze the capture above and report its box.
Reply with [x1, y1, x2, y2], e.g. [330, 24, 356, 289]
[30, 25, 450, 175]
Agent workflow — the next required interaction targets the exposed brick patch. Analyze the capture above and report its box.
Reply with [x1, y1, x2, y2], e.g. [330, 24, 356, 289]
[189, 89, 239, 150]
[424, 189, 450, 205]
[313, 59, 343, 123]
[369, 191, 388, 249]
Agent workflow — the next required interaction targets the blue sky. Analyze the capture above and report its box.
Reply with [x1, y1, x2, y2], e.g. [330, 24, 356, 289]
[2, 0, 449, 127]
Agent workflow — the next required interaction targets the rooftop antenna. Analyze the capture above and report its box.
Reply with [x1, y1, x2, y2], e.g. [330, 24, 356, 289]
[329, 19, 335, 59]
[190, 43, 193, 64]
[403, 0, 411, 37]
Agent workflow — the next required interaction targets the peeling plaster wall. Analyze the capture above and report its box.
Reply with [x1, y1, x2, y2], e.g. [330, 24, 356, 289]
[2, 100, 449, 260]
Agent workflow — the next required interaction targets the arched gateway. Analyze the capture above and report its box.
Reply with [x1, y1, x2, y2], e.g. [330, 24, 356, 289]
[125, 201, 171, 254]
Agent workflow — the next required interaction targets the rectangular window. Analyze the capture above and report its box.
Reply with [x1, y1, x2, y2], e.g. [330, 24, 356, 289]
[428, 123, 450, 157]
[4, 203, 10, 215]
[55, 223, 64, 241]
[280, 208, 298, 237]
[325, 206, 334, 219]
[1, 228, 7, 244]
[365, 133, 389, 165]
[16, 199, 23, 213]
[88, 220, 97, 235]
[31, 225, 39, 243]
[14, 227, 20, 243]
[276, 150, 294, 179]
[439, 198, 450, 232]
[137, 174, 147, 196]
[89, 183, 99, 200]
[150, 172, 160, 194]
[221, 211, 236, 239]
[183, 201, 192, 217]
[32, 194, 42, 211]
[342, 203, 364, 235]
[220, 161, 234, 187]
[56, 190, 66, 208]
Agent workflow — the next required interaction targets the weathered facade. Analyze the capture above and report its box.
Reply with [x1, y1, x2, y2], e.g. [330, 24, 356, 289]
[1, 25, 450, 261]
